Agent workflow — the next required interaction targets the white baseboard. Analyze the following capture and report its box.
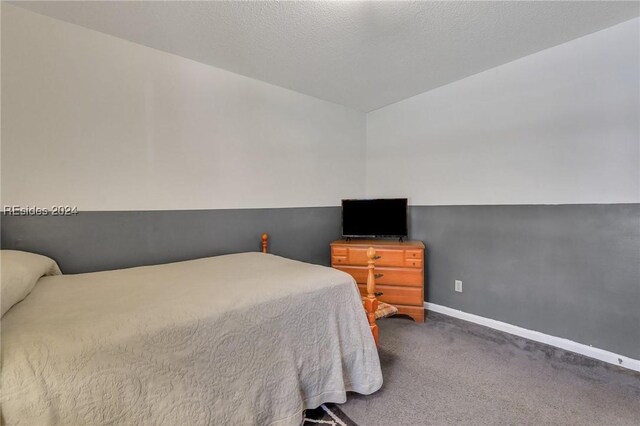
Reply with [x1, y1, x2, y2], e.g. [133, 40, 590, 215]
[424, 302, 640, 373]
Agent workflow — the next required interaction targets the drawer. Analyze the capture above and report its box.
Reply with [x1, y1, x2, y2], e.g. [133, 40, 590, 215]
[357, 284, 423, 306]
[405, 258, 423, 268]
[405, 249, 422, 259]
[334, 266, 423, 287]
[331, 246, 348, 256]
[347, 247, 405, 266]
[331, 256, 348, 265]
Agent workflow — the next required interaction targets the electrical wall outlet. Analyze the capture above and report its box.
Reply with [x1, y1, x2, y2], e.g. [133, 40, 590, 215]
[455, 280, 462, 293]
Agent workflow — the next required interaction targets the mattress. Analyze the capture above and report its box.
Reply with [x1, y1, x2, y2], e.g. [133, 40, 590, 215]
[1, 252, 382, 425]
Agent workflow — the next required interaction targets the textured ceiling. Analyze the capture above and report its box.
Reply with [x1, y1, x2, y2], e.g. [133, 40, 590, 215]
[10, 1, 640, 112]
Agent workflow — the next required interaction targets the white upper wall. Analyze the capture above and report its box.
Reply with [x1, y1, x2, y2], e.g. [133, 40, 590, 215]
[3, 6, 638, 210]
[366, 18, 640, 205]
[1, 5, 366, 211]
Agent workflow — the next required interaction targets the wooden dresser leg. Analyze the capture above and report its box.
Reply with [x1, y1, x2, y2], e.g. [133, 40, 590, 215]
[410, 310, 425, 323]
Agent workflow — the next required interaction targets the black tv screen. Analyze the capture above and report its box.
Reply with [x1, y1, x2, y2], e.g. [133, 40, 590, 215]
[342, 198, 408, 238]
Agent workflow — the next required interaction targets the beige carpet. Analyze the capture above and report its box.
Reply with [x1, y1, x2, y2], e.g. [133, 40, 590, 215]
[339, 312, 640, 425]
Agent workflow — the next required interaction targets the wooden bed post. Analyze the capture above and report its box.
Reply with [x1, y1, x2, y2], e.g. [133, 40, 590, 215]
[261, 233, 269, 253]
[365, 247, 380, 345]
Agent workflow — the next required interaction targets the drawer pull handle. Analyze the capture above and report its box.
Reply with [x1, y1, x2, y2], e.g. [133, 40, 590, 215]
[373, 255, 381, 260]
[375, 291, 383, 297]
[374, 273, 384, 279]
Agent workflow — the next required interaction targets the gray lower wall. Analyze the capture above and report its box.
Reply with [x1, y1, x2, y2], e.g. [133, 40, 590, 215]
[2, 204, 638, 359]
[410, 204, 640, 360]
[0, 207, 341, 273]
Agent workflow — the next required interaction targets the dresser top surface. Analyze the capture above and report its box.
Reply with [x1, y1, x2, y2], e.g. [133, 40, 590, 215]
[331, 239, 425, 248]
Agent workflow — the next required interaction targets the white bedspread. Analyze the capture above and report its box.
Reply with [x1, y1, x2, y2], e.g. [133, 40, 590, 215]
[1, 253, 382, 425]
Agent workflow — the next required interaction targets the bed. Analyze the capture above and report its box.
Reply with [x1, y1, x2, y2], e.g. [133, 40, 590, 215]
[0, 237, 382, 425]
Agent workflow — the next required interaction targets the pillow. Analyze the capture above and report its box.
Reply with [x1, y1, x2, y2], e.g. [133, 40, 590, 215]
[1, 250, 61, 317]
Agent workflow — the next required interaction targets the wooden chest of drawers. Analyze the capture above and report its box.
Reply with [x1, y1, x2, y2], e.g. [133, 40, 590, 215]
[331, 239, 425, 322]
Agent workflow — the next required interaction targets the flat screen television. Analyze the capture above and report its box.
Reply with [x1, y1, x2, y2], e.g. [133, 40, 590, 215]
[341, 198, 408, 238]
